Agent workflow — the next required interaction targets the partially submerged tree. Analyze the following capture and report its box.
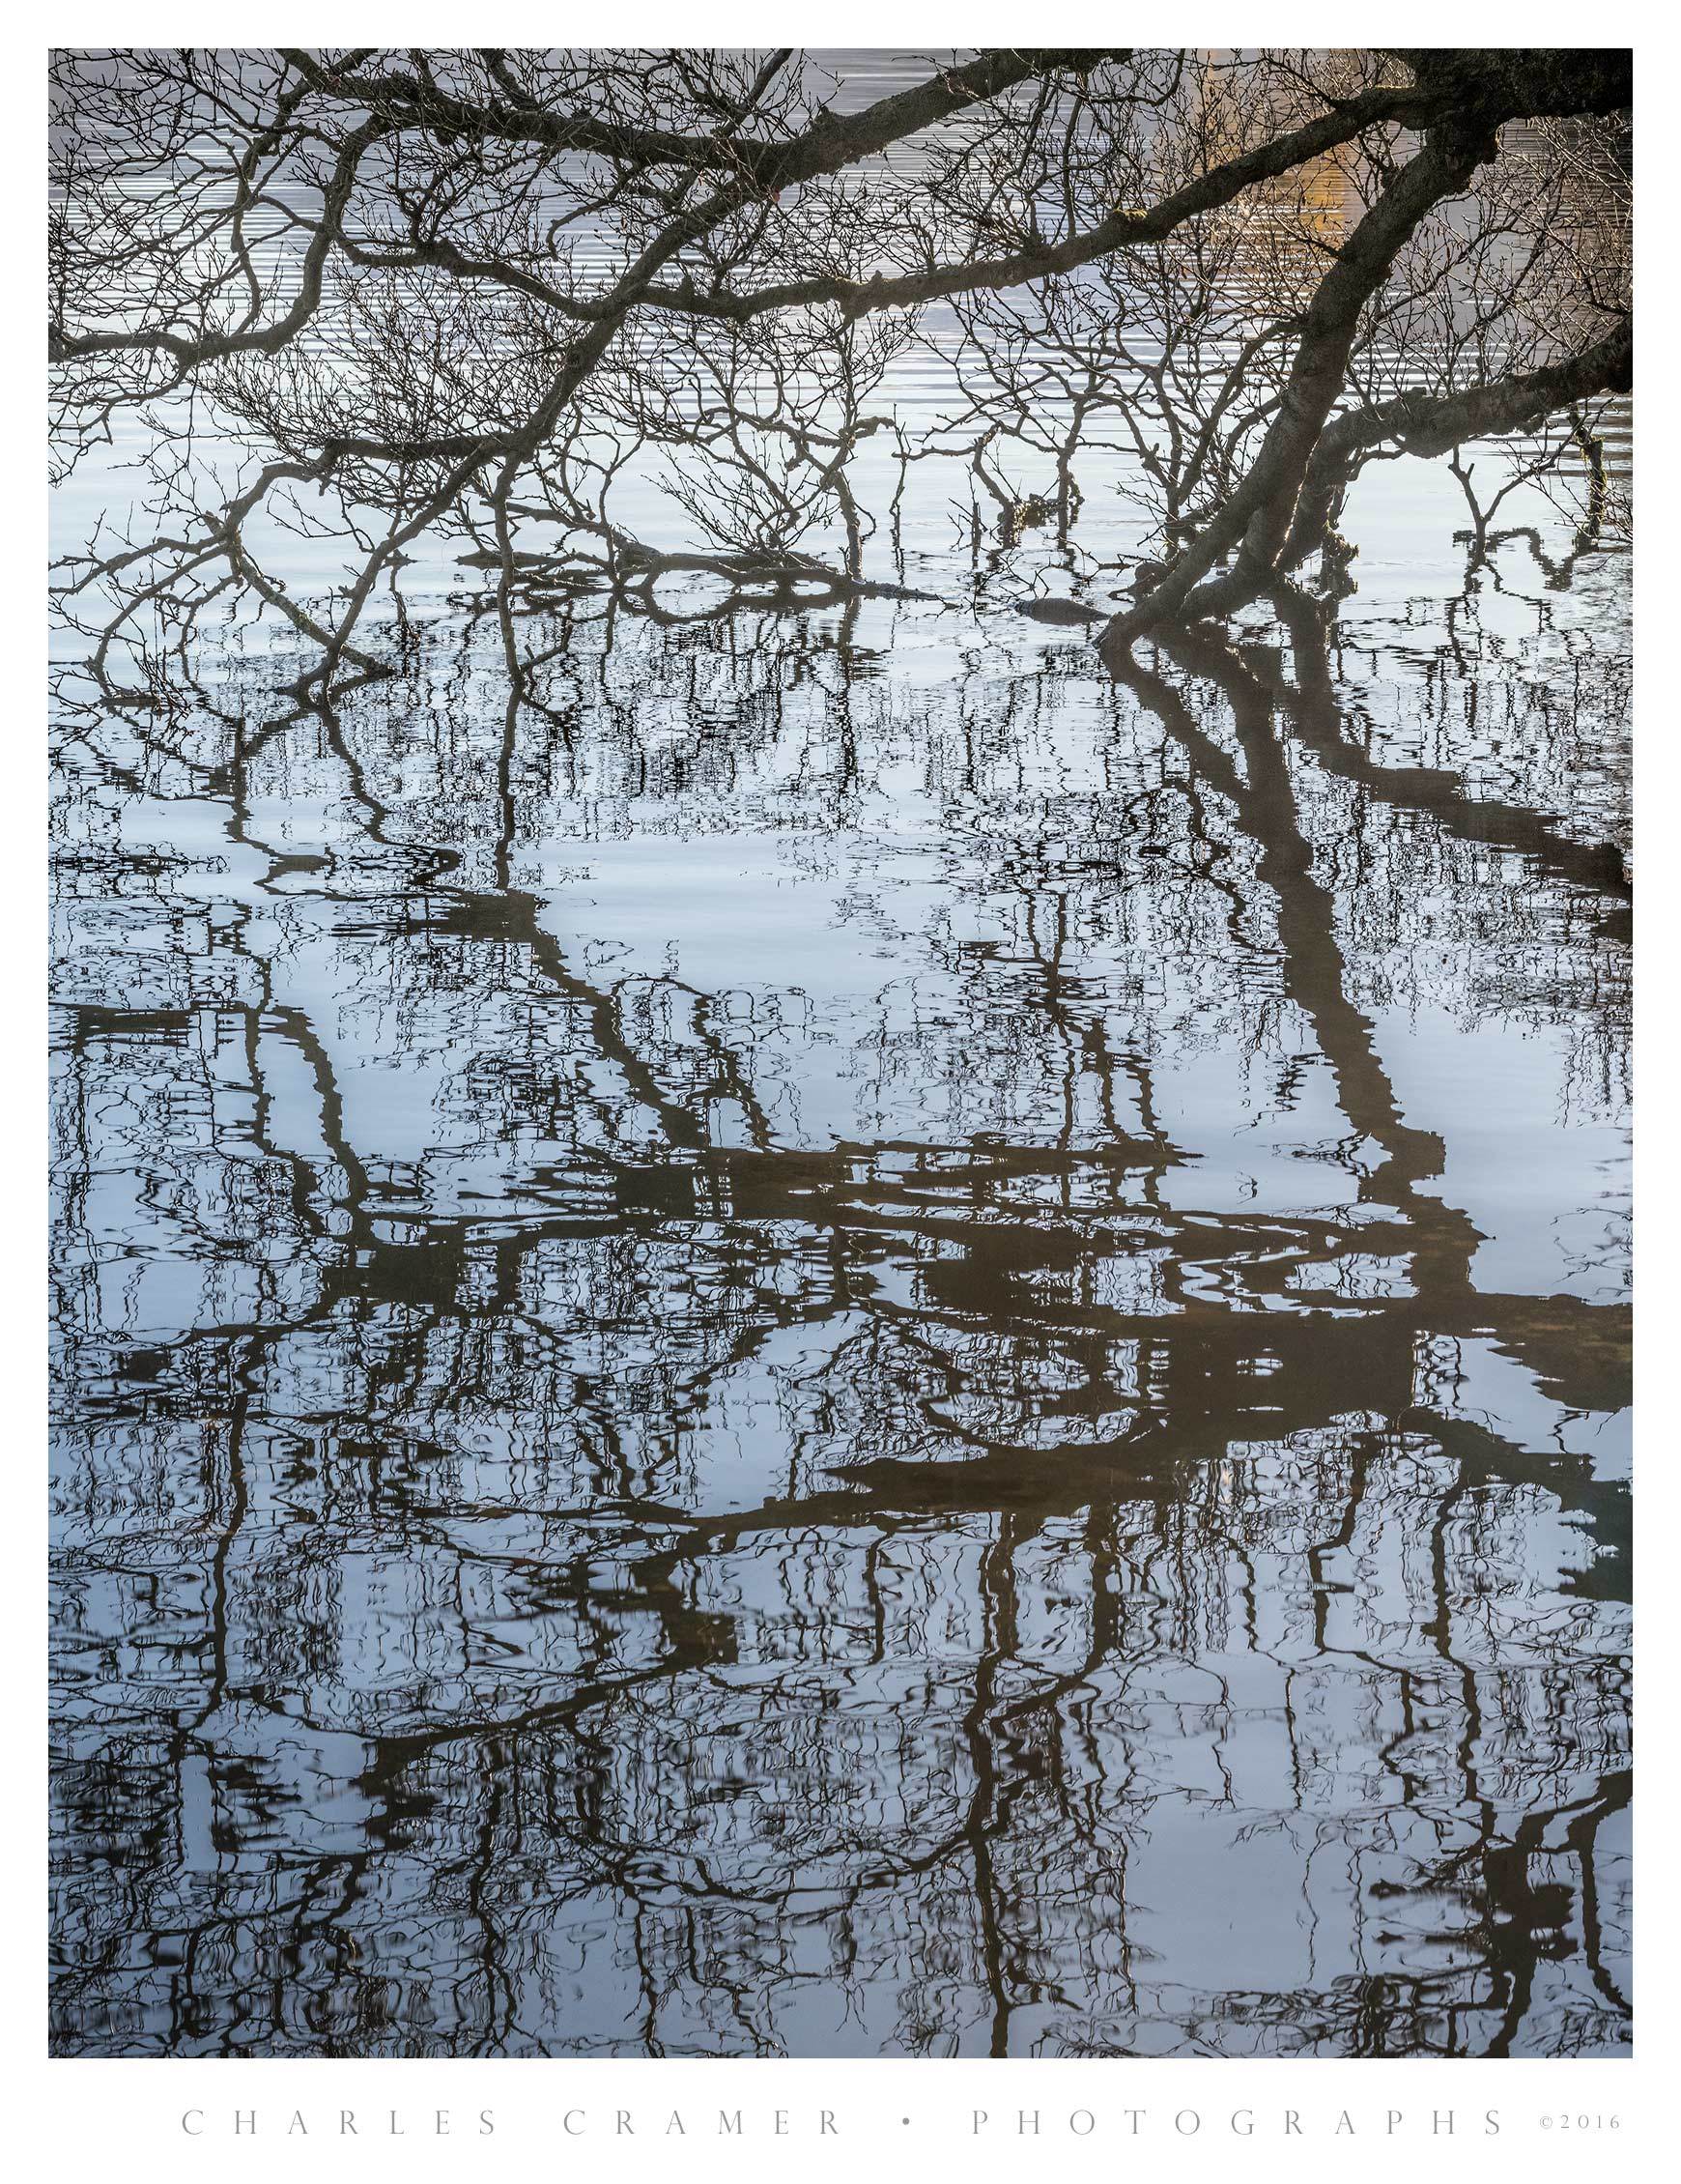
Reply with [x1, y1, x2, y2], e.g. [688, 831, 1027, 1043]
[49, 45, 1631, 704]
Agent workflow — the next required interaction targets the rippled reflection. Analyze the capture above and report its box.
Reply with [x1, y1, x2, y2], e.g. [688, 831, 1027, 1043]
[50, 562, 1630, 2056]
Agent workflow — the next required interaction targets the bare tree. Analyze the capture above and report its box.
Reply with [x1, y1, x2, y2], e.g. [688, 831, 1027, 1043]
[50, 47, 1630, 690]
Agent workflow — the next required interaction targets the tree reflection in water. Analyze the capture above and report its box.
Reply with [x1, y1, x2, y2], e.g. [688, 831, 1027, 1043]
[50, 563, 1630, 2058]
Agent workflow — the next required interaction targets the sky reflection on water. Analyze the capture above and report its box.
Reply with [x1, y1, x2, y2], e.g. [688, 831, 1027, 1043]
[49, 439, 1631, 2056]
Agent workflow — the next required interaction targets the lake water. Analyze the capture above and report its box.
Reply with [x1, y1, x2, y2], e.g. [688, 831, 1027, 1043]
[48, 68, 1631, 2054]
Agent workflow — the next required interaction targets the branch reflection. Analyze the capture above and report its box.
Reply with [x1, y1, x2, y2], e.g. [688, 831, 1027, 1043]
[51, 576, 1630, 2057]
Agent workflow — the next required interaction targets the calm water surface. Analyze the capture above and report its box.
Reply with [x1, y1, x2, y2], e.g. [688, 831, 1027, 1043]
[50, 398, 1631, 2055]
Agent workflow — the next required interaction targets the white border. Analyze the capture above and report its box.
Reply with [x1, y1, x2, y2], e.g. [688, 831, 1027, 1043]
[9, 12, 1671, 2178]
